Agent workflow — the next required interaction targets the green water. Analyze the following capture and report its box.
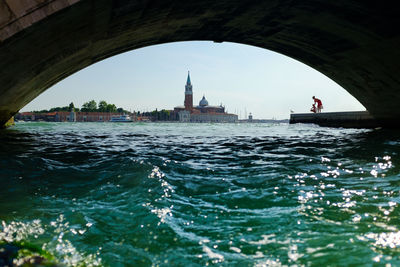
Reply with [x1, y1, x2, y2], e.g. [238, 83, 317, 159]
[1, 122, 400, 266]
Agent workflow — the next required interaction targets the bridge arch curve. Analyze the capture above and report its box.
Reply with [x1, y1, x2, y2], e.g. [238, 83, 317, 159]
[1, 0, 400, 126]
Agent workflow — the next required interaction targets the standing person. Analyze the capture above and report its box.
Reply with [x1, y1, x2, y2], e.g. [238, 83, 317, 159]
[312, 96, 323, 113]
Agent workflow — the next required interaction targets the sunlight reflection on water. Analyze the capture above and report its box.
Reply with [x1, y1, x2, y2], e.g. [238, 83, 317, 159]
[1, 122, 400, 265]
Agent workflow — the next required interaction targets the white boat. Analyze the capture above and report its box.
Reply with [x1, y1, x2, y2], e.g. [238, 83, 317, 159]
[110, 114, 133, 122]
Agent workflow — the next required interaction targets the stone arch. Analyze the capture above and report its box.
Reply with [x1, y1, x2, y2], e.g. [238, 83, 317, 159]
[1, 0, 400, 126]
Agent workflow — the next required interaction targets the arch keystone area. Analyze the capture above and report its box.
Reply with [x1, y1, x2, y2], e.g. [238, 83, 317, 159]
[1, 0, 400, 127]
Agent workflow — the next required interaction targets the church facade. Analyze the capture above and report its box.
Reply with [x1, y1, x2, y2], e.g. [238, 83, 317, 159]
[174, 72, 238, 123]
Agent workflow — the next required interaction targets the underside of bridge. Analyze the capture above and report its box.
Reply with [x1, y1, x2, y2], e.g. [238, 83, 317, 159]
[1, 0, 400, 127]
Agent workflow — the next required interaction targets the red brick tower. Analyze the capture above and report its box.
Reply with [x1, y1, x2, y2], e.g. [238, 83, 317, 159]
[184, 71, 193, 111]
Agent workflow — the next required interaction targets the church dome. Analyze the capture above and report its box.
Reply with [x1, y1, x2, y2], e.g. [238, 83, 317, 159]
[199, 95, 208, 106]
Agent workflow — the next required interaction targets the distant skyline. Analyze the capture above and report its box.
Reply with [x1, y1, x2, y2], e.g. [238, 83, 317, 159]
[21, 41, 365, 119]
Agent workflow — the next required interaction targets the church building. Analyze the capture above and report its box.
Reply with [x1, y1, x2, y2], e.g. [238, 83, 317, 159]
[174, 72, 238, 123]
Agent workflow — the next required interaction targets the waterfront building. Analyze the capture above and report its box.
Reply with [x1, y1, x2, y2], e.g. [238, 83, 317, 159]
[69, 110, 76, 122]
[16, 111, 133, 122]
[57, 111, 129, 122]
[174, 72, 238, 123]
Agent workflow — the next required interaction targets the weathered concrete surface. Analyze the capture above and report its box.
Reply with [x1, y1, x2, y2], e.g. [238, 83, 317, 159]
[1, 0, 400, 127]
[290, 111, 380, 128]
[1, 117, 14, 129]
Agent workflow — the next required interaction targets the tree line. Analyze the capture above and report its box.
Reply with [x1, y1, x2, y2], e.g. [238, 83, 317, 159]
[32, 100, 129, 113]
[30, 101, 179, 121]
[138, 109, 176, 121]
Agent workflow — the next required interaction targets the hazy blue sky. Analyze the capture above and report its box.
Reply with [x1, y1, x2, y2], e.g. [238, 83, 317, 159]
[22, 41, 365, 119]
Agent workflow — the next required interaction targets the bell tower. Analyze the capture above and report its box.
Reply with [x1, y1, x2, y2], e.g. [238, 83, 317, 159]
[184, 71, 193, 110]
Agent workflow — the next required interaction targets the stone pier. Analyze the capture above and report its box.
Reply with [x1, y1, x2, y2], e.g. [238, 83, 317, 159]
[290, 111, 380, 128]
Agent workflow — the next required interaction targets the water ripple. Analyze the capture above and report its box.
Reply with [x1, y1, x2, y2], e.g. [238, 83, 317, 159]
[1, 122, 400, 265]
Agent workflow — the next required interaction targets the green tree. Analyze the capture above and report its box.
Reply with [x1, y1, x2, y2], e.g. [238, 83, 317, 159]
[98, 100, 108, 112]
[160, 109, 170, 120]
[34, 109, 49, 113]
[69, 102, 75, 112]
[81, 100, 97, 112]
[106, 104, 117, 113]
[49, 106, 69, 112]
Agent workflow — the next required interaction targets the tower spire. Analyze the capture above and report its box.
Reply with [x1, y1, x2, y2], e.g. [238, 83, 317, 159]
[186, 71, 191, 85]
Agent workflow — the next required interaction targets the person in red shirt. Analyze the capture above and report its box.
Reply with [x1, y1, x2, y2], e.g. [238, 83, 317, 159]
[312, 96, 323, 113]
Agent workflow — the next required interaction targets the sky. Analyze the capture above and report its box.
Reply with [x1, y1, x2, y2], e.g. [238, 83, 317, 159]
[21, 41, 365, 119]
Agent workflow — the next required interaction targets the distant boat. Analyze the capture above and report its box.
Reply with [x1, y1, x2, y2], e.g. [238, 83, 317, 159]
[110, 114, 133, 122]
